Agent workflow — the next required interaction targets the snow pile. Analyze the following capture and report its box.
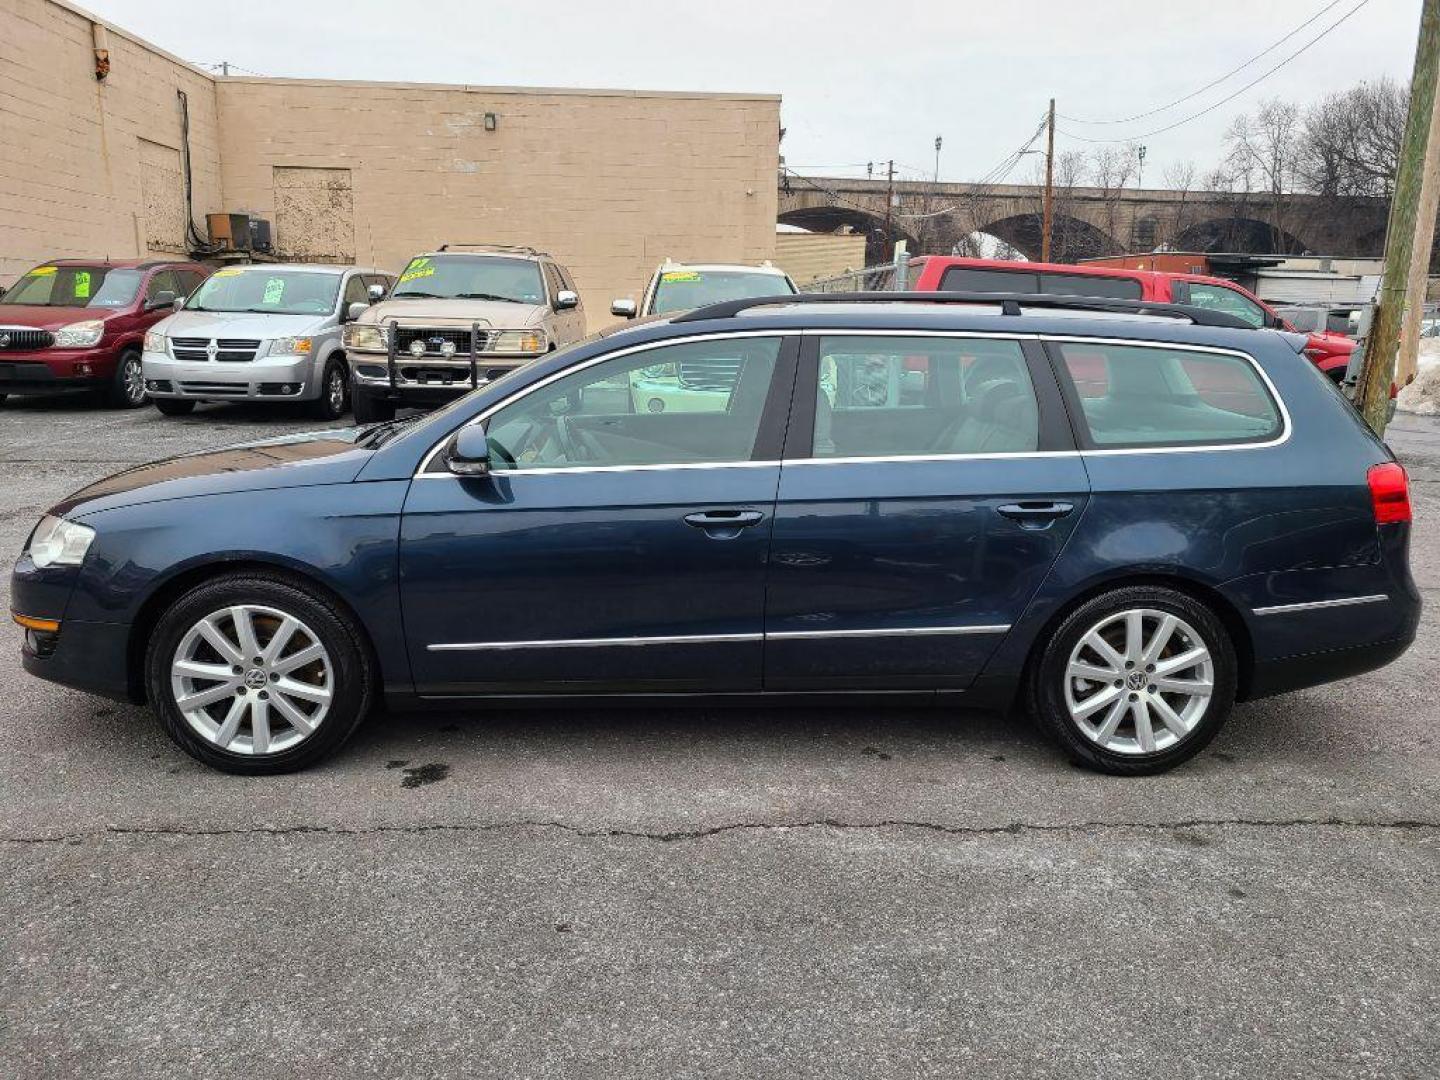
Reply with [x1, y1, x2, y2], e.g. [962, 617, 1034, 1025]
[1396, 338, 1440, 415]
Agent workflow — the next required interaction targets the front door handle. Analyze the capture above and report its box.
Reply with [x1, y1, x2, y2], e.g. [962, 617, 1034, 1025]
[683, 509, 766, 538]
[997, 501, 1074, 529]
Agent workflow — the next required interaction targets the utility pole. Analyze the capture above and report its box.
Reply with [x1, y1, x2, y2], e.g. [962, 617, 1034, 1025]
[883, 159, 895, 250]
[1355, 0, 1440, 434]
[1398, 55, 1440, 389]
[220, 60, 229, 77]
[1041, 98, 1056, 262]
[934, 136, 943, 184]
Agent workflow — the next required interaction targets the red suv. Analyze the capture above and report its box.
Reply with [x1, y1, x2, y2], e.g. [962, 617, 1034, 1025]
[909, 257, 1357, 381]
[0, 259, 211, 408]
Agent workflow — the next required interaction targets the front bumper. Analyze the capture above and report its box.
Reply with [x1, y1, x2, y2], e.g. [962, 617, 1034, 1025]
[142, 351, 317, 401]
[11, 552, 134, 702]
[349, 353, 535, 394]
[0, 350, 108, 394]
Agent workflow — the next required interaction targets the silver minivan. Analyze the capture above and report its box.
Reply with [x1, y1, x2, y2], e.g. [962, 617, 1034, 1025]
[142, 264, 394, 419]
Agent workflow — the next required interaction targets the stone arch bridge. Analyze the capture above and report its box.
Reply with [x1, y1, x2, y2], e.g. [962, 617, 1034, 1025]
[778, 174, 1395, 266]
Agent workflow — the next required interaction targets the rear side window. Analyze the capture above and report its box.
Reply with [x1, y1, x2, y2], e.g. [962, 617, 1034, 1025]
[1055, 342, 1282, 449]
[1038, 272, 1141, 300]
[939, 266, 1035, 293]
[811, 336, 1038, 458]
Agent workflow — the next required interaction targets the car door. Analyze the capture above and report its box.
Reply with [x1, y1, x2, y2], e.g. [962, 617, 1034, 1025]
[399, 331, 798, 695]
[1172, 280, 1269, 328]
[763, 331, 1090, 690]
[544, 261, 585, 345]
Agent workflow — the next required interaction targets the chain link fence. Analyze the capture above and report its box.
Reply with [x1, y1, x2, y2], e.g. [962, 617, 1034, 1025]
[801, 258, 911, 294]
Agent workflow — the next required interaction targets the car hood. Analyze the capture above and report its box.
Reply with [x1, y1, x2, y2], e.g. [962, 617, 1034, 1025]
[0, 305, 122, 330]
[160, 310, 327, 338]
[50, 429, 376, 519]
[362, 297, 548, 328]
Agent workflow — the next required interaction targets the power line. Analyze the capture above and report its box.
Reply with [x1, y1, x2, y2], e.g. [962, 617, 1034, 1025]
[1060, 0, 1346, 125]
[1056, 0, 1372, 144]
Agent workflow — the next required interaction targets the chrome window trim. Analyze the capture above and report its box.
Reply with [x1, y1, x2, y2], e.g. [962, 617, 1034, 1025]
[1042, 335, 1293, 455]
[1252, 594, 1388, 616]
[428, 623, 1012, 652]
[414, 329, 797, 477]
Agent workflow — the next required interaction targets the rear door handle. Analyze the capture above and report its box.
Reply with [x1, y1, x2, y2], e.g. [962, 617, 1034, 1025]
[684, 509, 766, 538]
[997, 501, 1074, 529]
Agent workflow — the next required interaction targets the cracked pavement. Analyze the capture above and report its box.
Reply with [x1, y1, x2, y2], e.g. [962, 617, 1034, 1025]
[2, 397, 1439, 1078]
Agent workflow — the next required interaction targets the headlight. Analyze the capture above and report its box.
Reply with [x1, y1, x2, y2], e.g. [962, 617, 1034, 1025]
[490, 329, 547, 355]
[27, 515, 96, 569]
[342, 324, 387, 351]
[639, 363, 676, 379]
[53, 320, 105, 348]
[271, 336, 313, 356]
[143, 330, 166, 353]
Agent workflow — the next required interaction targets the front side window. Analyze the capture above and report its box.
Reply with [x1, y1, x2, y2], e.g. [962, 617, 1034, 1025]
[392, 255, 545, 305]
[146, 270, 180, 304]
[342, 275, 370, 310]
[811, 336, 1038, 458]
[187, 268, 342, 316]
[0, 265, 143, 308]
[1056, 342, 1282, 448]
[481, 336, 783, 470]
[1181, 282, 1267, 328]
[648, 270, 795, 316]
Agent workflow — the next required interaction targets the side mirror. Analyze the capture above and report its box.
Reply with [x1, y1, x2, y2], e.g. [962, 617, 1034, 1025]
[611, 298, 637, 319]
[555, 289, 579, 311]
[172, 296, 185, 312]
[347, 302, 369, 322]
[368, 283, 386, 301]
[148, 290, 177, 311]
[445, 425, 491, 476]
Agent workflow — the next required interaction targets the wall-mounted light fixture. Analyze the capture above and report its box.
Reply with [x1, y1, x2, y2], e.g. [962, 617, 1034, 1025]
[483, 113, 498, 132]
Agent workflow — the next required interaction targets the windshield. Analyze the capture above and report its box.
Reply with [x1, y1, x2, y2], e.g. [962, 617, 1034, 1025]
[649, 270, 795, 315]
[187, 268, 341, 316]
[391, 255, 546, 304]
[0, 265, 143, 308]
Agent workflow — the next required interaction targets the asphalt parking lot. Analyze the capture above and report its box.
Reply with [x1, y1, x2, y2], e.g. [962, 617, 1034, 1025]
[2, 394, 1438, 1079]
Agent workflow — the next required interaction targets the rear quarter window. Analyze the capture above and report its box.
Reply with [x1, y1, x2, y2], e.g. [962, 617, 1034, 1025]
[1054, 341, 1283, 449]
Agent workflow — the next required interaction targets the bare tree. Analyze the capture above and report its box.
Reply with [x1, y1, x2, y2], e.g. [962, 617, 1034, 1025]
[1161, 160, 1198, 248]
[1222, 99, 1307, 252]
[1298, 78, 1408, 198]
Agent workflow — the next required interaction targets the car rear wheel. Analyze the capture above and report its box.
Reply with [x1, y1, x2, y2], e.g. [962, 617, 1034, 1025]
[352, 386, 395, 424]
[144, 573, 375, 774]
[153, 398, 195, 416]
[309, 359, 349, 420]
[1027, 585, 1237, 775]
[105, 348, 148, 409]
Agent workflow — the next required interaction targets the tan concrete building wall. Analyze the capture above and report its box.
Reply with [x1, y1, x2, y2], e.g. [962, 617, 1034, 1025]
[0, 0, 223, 284]
[774, 231, 868, 284]
[215, 78, 780, 329]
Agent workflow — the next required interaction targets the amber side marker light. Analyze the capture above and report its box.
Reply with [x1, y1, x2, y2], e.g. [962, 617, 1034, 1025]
[12, 614, 60, 633]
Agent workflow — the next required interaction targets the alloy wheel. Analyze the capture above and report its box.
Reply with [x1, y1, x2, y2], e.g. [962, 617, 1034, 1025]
[123, 354, 146, 405]
[1062, 608, 1214, 755]
[327, 367, 346, 414]
[169, 604, 334, 755]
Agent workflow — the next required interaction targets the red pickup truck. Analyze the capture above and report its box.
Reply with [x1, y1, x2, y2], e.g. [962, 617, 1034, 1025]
[909, 256, 1357, 382]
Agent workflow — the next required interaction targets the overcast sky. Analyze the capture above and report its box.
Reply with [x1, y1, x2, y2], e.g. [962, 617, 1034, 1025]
[85, 0, 1424, 188]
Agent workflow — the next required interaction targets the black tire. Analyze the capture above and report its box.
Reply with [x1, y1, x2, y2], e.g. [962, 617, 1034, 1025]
[144, 572, 375, 774]
[309, 359, 349, 420]
[0, 393, 7, 406]
[153, 398, 196, 416]
[104, 348, 148, 408]
[1026, 585, 1237, 776]
[352, 386, 395, 424]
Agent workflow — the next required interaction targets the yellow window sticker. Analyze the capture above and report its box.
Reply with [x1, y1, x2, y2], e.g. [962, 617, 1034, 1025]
[660, 271, 701, 283]
[399, 257, 435, 285]
[213, 267, 244, 278]
[74, 270, 91, 298]
[31, 266, 57, 277]
[262, 277, 286, 305]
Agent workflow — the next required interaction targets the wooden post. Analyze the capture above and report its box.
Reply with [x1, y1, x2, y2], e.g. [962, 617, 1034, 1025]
[1042, 99, 1056, 262]
[1398, 61, 1440, 388]
[883, 159, 895, 248]
[1355, 0, 1440, 433]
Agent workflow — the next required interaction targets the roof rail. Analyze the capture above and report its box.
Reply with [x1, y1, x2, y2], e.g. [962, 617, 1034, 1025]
[668, 290, 1253, 329]
[436, 243, 547, 257]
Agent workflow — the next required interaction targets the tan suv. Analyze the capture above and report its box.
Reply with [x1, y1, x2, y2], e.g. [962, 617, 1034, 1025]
[342, 245, 586, 421]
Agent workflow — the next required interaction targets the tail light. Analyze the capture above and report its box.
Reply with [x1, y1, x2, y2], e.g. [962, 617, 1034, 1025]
[1368, 462, 1411, 524]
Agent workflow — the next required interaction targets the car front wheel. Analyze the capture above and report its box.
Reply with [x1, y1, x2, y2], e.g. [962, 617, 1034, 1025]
[105, 348, 148, 409]
[144, 573, 375, 774]
[309, 360, 348, 420]
[1028, 585, 1237, 775]
[352, 386, 395, 424]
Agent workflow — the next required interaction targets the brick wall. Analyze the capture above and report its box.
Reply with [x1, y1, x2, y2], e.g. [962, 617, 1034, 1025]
[0, 0, 222, 284]
[217, 79, 781, 330]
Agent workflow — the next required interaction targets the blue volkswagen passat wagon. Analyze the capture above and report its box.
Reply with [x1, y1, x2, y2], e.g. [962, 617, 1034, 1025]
[10, 294, 1419, 775]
